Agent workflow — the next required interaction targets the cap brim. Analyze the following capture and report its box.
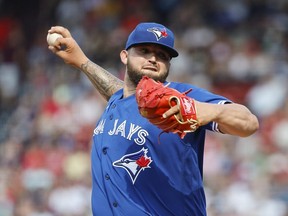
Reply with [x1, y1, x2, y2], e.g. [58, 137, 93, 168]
[126, 42, 178, 58]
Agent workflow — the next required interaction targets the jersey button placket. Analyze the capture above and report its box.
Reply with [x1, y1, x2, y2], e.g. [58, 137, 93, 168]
[109, 104, 116, 120]
[106, 102, 119, 212]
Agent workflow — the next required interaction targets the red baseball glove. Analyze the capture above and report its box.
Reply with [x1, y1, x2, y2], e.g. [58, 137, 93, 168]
[135, 76, 199, 138]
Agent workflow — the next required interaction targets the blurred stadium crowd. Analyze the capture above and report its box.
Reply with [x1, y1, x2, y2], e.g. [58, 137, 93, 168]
[0, 0, 288, 215]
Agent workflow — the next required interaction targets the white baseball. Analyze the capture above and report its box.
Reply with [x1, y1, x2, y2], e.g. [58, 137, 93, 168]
[47, 32, 63, 46]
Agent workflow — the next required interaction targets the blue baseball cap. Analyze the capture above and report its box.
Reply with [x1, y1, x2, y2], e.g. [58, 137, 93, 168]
[125, 22, 179, 58]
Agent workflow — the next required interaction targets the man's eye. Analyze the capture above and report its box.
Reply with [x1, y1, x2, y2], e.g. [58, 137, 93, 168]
[158, 52, 170, 61]
[140, 48, 149, 53]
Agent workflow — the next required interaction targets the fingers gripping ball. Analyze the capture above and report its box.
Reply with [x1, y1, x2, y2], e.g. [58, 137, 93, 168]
[136, 76, 199, 138]
[47, 32, 63, 46]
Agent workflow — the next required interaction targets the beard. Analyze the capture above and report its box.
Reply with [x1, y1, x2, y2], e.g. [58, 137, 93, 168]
[127, 59, 169, 86]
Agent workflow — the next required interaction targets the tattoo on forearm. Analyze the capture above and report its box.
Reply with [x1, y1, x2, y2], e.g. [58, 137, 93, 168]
[81, 60, 124, 101]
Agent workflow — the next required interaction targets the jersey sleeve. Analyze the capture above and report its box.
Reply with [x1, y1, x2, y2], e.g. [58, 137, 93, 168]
[190, 87, 232, 133]
[168, 82, 232, 133]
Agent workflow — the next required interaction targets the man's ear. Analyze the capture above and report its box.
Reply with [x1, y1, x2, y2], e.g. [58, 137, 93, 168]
[120, 50, 128, 65]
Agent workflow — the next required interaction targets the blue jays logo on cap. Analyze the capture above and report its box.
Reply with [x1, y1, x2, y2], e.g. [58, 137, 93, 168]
[125, 22, 179, 58]
[147, 27, 168, 41]
[113, 148, 152, 184]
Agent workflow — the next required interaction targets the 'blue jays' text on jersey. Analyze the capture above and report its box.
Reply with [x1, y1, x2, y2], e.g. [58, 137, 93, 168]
[91, 81, 231, 216]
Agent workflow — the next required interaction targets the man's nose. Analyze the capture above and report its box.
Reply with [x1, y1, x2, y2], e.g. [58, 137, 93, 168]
[148, 53, 157, 62]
